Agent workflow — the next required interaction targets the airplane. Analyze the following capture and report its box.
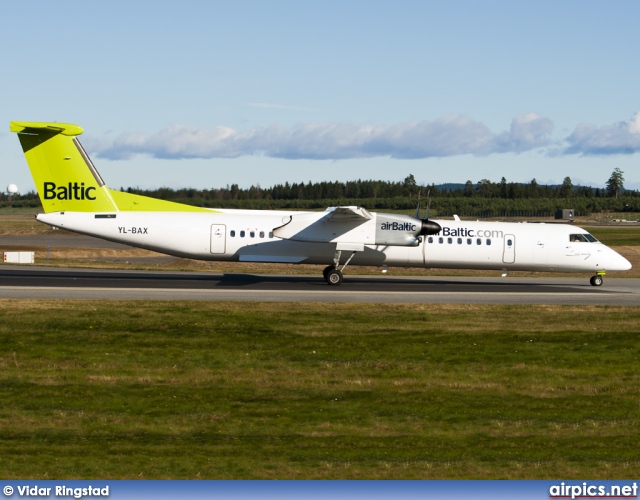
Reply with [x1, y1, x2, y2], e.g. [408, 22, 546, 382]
[10, 121, 632, 287]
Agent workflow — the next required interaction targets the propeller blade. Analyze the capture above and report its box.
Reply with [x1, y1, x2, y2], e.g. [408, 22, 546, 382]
[425, 188, 431, 220]
[418, 187, 440, 236]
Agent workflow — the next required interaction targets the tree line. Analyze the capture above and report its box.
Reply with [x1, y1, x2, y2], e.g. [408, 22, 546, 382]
[2, 169, 638, 216]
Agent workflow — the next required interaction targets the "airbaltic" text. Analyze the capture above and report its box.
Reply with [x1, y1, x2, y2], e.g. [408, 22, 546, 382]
[43, 182, 96, 201]
[441, 227, 504, 238]
[380, 222, 417, 231]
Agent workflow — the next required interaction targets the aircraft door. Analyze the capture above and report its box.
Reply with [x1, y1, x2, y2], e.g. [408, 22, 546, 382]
[210, 224, 226, 254]
[502, 234, 515, 264]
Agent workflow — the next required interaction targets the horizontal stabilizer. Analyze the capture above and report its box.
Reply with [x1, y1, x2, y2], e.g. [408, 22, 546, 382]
[10, 121, 84, 136]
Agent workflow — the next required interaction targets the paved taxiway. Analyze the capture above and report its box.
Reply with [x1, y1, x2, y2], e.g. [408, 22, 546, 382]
[0, 266, 639, 305]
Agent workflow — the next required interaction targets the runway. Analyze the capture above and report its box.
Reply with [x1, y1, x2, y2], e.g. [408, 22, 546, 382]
[1, 266, 639, 305]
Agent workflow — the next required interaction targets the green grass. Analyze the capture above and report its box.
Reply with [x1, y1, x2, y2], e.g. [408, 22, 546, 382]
[1, 301, 639, 479]
[587, 226, 640, 246]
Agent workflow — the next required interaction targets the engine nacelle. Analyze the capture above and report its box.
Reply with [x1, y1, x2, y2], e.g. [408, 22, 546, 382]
[375, 214, 440, 246]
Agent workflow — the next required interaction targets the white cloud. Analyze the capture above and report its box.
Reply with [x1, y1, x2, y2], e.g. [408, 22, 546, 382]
[496, 113, 554, 152]
[564, 112, 640, 155]
[87, 113, 555, 161]
[83, 113, 640, 162]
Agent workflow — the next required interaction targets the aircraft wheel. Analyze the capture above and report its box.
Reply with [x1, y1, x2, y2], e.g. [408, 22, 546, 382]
[326, 269, 343, 286]
[590, 275, 603, 287]
[322, 265, 334, 280]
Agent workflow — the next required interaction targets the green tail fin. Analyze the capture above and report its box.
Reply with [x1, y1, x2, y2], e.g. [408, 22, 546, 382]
[11, 121, 213, 214]
[11, 122, 118, 213]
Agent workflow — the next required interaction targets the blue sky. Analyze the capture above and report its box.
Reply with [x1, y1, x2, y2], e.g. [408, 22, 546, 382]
[1, 1, 639, 193]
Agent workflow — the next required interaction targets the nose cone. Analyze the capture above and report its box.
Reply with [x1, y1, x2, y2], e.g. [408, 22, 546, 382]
[606, 249, 632, 272]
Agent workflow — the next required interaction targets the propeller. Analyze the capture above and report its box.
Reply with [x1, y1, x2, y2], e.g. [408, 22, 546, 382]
[415, 188, 441, 236]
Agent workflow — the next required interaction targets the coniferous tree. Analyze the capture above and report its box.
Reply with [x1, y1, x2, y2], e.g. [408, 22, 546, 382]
[606, 168, 625, 198]
[463, 180, 474, 197]
[525, 178, 539, 198]
[499, 177, 508, 198]
[559, 176, 573, 198]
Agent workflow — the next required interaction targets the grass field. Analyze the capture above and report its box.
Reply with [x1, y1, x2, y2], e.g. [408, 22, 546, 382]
[1, 301, 639, 479]
[588, 226, 640, 246]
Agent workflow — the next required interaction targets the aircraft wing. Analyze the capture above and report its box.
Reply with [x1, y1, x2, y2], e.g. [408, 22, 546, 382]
[273, 206, 374, 244]
[323, 206, 373, 222]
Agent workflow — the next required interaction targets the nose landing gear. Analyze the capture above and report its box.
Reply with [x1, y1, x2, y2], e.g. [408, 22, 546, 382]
[590, 272, 605, 286]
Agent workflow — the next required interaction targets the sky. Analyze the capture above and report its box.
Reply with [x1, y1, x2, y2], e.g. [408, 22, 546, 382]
[1, 1, 639, 193]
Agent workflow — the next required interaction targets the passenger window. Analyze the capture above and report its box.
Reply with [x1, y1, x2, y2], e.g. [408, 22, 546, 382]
[427, 237, 433, 243]
[486, 239, 491, 246]
[476, 238, 481, 245]
[250, 231, 255, 238]
[447, 237, 452, 244]
[457, 238, 462, 244]
[507, 239, 513, 246]
[269, 232, 274, 238]
[438, 237, 443, 244]
[230, 230, 236, 237]
[240, 231, 245, 238]
[467, 238, 472, 245]
[260, 231, 265, 238]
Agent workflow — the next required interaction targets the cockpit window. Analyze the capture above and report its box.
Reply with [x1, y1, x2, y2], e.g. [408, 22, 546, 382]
[570, 233, 598, 243]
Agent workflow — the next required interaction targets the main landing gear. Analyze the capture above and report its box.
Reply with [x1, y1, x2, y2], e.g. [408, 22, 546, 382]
[323, 249, 357, 286]
[323, 265, 343, 285]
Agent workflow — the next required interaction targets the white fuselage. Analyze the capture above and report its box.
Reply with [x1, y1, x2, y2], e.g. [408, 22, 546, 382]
[36, 208, 632, 274]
